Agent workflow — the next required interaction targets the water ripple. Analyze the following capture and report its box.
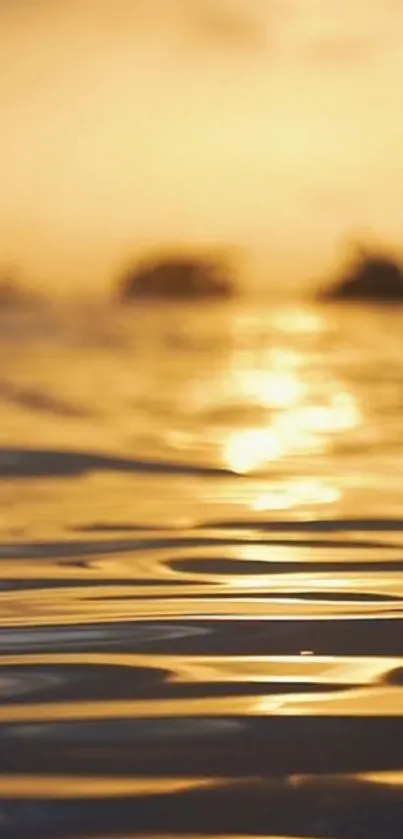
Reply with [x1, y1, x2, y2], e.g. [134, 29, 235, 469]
[2, 303, 403, 837]
[0, 447, 235, 478]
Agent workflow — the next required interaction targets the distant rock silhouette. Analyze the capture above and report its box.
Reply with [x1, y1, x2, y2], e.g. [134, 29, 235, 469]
[0, 273, 42, 311]
[319, 247, 403, 303]
[117, 255, 236, 301]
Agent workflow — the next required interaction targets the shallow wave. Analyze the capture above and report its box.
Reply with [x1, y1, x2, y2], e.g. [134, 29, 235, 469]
[0, 447, 235, 478]
[198, 517, 403, 532]
[2, 302, 403, 837]
[2, 524, 403, 838]
[0, 379, 91, 418]
[2, 776, 403, 839]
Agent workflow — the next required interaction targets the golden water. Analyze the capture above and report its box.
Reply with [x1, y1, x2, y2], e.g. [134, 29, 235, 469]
[1, 299, 403, 837]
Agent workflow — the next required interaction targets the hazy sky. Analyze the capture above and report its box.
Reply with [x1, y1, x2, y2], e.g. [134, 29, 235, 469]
[1, 0, 403, 293]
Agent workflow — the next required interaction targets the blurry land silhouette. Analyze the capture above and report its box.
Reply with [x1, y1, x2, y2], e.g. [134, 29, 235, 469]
[4, 242, 403, 307]
[318, 245, 403, 303]
[0, 272, 42, 310]
[117, 253, 236, 302]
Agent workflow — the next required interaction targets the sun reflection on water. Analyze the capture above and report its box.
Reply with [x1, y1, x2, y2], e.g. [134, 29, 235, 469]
[219, 309, 362, 490]
[234, 367, 306, 409]
[251, 479, 341, 512]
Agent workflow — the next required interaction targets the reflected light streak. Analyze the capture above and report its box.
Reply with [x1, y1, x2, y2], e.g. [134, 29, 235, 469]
[236, 369, 306, 409]
[251, 479, 341, 511]
[221, 317, 362, 478]
[272, 307, 327, 335]
[223, 388, 361, 475]
[224, 427, 285, 474]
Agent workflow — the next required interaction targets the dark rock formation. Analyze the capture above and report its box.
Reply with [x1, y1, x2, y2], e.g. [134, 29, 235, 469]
[318, 248, 403, 303]
[117, 255, 236, 301]
[0, 271, 42, 311]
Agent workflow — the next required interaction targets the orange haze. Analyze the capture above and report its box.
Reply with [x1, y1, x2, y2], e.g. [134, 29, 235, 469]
[0, 0, 403, 293]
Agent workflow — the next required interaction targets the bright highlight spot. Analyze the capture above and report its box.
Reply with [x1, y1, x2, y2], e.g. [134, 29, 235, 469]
[224, 427, 284, 474]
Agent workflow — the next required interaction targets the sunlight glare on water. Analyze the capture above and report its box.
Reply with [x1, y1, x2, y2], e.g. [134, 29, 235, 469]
[221, 308, 362, 487]
[1, 300, 403, 837]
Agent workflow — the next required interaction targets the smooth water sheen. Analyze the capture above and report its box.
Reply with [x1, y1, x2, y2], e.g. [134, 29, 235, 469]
[1, 299, 403, 839]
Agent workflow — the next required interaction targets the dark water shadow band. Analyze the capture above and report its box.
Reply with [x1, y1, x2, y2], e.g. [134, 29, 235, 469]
[0, 448, 236, 479]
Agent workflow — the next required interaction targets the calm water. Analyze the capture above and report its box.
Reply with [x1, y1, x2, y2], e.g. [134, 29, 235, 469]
[1, 298, 403, 838]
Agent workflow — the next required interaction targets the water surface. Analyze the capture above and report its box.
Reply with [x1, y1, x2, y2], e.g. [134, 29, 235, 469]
[1, 299, 403, 838]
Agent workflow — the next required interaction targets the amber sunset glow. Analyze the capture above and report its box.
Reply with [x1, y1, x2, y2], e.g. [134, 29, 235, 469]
[1, 0, 403, 292]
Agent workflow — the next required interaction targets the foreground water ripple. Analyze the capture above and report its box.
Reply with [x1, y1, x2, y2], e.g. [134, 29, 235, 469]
[1, 513, 403, 837]
[2, 302, 403, 837]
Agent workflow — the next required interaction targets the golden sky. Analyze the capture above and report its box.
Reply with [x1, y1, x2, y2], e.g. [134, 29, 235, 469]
[1, 0, 403, 293]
